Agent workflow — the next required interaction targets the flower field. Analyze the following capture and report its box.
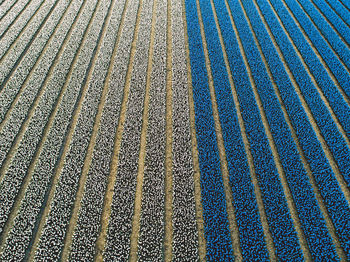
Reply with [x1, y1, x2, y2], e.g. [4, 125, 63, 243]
[0, 0, 349, 260]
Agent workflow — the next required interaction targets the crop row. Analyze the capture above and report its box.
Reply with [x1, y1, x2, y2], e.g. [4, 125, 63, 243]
[67, 0, 141, 260]
[282, 0, 350, 102]
[0, 0, 85, 171]
[0, 0, 18, 21]
[0, 0, 43, 62]
[185, 0, 239, 260]
[102, 0, 154, 259]
[270, 0, 350, 143]
[0, 0, 60, 88]
[285, 0, 350, 114]
[0, 0, 98, 259]
[339, 0, 350, 12]
[255, 0, 350, 258]
[0, 0, 30, 39]
[0, 1, 109, 260]
[309, 0, 350, 46]
[137, 0, 168, 260]
[0, 0, 70, 123]
[32, 0, 123, 260]
[0, 0, 83, 173]
[197, 0, 270, 260]
[202, 0, 307, 259]
[324, 0, 350, 28]
[228, 0, 341, 259]
[33, 0, 126, 259]
[170, 0, 200, 259]
[268, 0, 350, 198]
[294, 0, 350, 70]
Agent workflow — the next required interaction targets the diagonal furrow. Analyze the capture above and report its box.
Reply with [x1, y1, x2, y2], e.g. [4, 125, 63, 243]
[66, 0, 142, 259]
[0, 0, 71, 124]
[0, 0, 99, 254]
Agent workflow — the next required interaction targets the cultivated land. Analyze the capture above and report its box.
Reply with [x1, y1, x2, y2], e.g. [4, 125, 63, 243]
[0, 0, 349, 260]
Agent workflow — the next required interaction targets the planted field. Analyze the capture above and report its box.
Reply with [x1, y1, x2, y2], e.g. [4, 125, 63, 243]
[0, 0, 349, 260]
